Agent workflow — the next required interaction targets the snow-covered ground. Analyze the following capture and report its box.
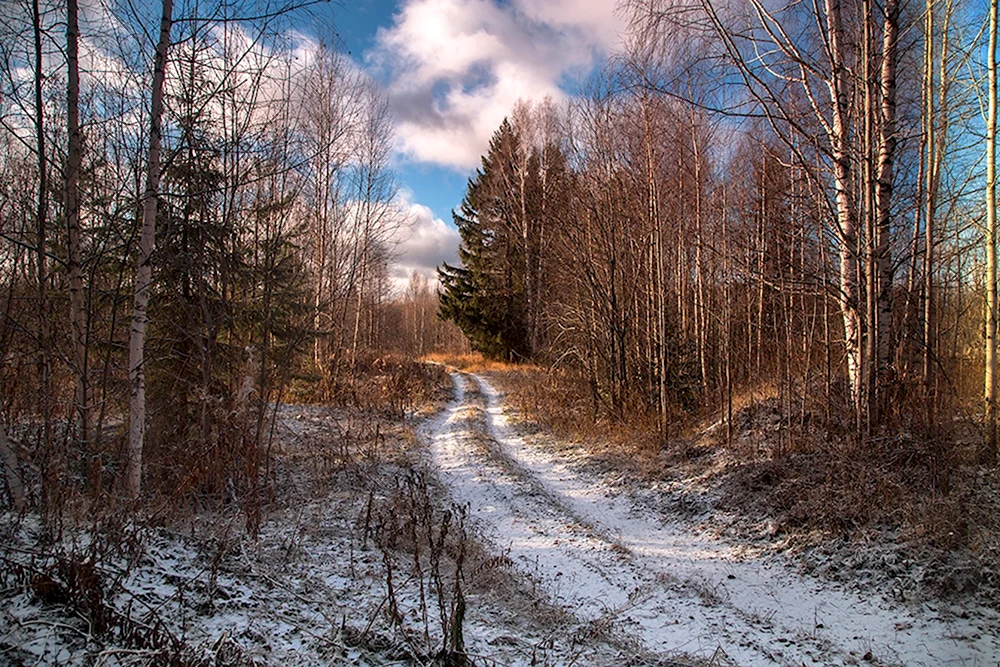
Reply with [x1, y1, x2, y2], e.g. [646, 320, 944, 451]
[0, 402, 631, 666]
[2, 374, 997, 665]
[427, 370, 1000, 666]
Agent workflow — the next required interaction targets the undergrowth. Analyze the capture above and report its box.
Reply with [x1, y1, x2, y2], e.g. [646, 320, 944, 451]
[0, 358, 465, 665]
[290, 353, 452, 418]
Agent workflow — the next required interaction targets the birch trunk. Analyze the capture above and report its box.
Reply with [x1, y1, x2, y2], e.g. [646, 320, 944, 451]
[126, 0, 173, 499]
[642, 94, 668, 433]
[922, 0, 935, 391]
[67, 0, 95, 494]
[874, 0, 899, 391]
[862, 0, 876, 430]
[825, 0, 861, 408]
[984, 0, 998, 465]
[692, 119, 707, 391]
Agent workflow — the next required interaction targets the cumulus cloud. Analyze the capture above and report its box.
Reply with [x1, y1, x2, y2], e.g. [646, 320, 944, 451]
[390, 197, 461, 291]
[369, 0, 624, 170]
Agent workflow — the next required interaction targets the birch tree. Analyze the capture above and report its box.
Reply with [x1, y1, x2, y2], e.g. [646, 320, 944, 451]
[126, 0, 174, 499]
[985, 0, 998, 465]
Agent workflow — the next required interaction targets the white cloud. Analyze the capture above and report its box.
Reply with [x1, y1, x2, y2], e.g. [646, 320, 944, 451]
[391, 197, 461, 292]
[369, 0, 624, 170]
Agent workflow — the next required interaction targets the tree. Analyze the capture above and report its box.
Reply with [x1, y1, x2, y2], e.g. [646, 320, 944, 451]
[66, 0, 94, 496]
[126, 0, 174, 499]
[986, 0, 998, 465]
[438, 119, 535, 360]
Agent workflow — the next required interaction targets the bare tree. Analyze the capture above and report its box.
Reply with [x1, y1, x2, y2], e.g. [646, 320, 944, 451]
[985, 0, 998, 465]
[65, 0, 95, 496]
[126, 0, 174, 499]
[30, 0, 55, 509]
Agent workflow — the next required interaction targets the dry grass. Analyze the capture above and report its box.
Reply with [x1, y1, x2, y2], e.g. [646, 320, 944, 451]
[289, 353, 453, 417]
[422, 352, 534, 375]
[484, 362, 667, 473]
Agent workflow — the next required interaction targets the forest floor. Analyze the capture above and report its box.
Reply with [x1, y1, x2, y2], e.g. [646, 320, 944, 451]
[1, 363, 998, 665]
[0, 367, 643, 666]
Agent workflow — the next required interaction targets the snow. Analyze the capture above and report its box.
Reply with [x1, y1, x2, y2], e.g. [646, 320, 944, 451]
[3, 375, 997, 666]
[425, 370, 1000, 666]
[0, 402, 629, 665]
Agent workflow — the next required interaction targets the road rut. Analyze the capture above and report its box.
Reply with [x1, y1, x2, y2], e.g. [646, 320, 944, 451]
[423, 371, 998, 666]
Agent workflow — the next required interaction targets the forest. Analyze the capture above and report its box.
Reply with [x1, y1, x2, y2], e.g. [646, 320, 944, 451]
[441, 0, 994, 452]
[0, 0, 999, 663]
[0, 0, 462, 517]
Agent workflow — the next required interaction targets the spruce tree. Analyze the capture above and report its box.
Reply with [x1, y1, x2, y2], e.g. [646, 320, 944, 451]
[438, 120, 529, 360]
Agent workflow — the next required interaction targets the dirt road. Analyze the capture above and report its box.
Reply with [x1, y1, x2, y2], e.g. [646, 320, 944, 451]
[424, 370, 999, 666]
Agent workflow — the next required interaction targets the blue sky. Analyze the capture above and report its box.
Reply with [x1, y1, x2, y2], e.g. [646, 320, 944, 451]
[298, 0, 625, 285]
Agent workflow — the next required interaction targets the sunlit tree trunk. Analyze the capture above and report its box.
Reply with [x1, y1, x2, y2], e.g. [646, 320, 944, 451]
[691, 115, 707, 391]
[874, 0, 899, 404]
[921, 0, 936, 394]
[825, 0, 862, 413]
[984, 0, 998, 466]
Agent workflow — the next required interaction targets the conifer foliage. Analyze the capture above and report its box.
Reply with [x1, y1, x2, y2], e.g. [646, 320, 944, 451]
[439, 115, 570, 361]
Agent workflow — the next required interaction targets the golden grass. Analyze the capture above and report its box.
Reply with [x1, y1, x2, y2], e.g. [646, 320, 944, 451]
[421, 352, 543, 374]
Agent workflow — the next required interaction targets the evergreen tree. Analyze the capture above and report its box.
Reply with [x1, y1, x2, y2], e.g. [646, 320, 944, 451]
[438, 119, 529, 360]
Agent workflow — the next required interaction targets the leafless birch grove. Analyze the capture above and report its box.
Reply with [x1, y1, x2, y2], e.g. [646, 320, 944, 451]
[439, 0, 997, 464]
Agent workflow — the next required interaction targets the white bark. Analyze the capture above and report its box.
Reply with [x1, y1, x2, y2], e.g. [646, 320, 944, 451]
[825, 0, 861, 405]
[126, 0, 173, 499]
[985, 0, 998, 463]
[874, 0, 899, 381]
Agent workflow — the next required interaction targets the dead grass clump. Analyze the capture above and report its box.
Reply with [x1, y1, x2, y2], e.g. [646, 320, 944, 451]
[361, 471, 479, 665]
[715, 429, 976, 538]
[310, 354, 452, 417]
[487, 366, 674, 486]
[495, 366, 662, 446]
[0, 526, 260, 666]
[719, 448, 905, 537]
[423, 352, 528, 375]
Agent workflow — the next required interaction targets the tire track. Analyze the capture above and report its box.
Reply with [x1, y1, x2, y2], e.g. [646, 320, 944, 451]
[424, 370, 998, 666]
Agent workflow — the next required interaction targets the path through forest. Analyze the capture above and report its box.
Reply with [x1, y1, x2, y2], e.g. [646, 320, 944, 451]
[424, 371, 998, 666]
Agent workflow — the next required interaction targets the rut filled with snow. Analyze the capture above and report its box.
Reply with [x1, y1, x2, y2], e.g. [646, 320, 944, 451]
[425, 371, 999, 666]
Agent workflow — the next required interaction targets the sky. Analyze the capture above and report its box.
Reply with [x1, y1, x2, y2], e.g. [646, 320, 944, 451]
[318, 0, 627, 289]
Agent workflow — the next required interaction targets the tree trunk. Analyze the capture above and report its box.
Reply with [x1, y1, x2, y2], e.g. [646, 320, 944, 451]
[862, 0, 877, 431]
[519, 153, 534, 356]
[692, 118, 707, 392]
[642, 95, 668, 434]
[922, 0, 936, 393]
[984, 0, 998, 466]
[126, 0, 173, 499]
[66, 0, 95, 497]
[32, 0, 55, 514]
[825, 0, 861, 412]
[874, 0, 899, 402]
[0, 421, 25, 511]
